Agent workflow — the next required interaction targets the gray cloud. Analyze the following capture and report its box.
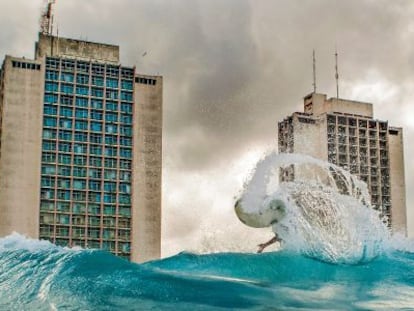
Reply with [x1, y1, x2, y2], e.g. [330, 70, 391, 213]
[0, 0, 413, 254]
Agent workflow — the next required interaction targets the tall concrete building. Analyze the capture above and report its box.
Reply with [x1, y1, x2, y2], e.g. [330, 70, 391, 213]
[0, 33, 162, 263]
[278, 93, 407, 234]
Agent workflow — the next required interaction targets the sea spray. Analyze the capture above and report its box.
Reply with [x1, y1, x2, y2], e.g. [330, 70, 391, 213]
[236, 152, 391, 263]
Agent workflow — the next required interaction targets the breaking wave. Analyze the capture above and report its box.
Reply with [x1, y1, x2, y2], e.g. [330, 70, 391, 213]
[1, 234, 414, 310]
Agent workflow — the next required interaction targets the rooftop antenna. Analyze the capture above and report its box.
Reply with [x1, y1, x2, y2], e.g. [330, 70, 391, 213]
[312, 49, 317, 93]
[335, 46, 339, 100]
[40, 0, 56, 35]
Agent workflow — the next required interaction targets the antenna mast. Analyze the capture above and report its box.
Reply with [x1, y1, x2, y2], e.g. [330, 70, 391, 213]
[312, 49, 317, 93]
[40, 0, 56, 35]
[335, 47, 339, 100]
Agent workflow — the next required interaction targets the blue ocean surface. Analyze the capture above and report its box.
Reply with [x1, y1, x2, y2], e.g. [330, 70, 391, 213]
[1, 234, 414, 310]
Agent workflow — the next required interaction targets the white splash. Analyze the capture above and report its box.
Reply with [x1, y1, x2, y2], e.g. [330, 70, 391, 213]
[236, 152, 391, 264]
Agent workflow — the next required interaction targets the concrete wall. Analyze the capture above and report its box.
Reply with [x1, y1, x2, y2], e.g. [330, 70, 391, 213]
[0, 56, 44, 238]
[35, 34, 120, 63]
[131, 75, 162, 263]
[305, 93, 373, 118]
[388, 127, 407, 235]
[293, 114, 327, 159]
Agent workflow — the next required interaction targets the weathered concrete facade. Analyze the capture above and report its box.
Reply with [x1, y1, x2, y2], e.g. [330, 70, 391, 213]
[35, 33, 120, 64]
[0, 56, 44, 238]
[132, 75, 163, 263]
[0, 34, 163, 263]
[279, 92, 407, 234]
[388, 127, 407, 234]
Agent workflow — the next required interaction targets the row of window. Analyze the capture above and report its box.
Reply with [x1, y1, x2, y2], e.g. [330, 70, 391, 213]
[41, 177, 130, 192]
[12, 60, 41, 70]
[39, 236, 131, 257]
[41, 188, 132, 206]
[40, 200, 132, 218]
[43, 130, 132, 145]
[43, 105, 133, 124]
[41, 213, 131, 230]
[46, 70, 134, 90]
[40, 227, 131, 245]
[42, 141, 132, 158]
[135, 77, 157, 85]
[41, 154, 132, 169]
[43, 117, 132, 135]
[42, 153, 132, 167]
[45, 82, 133, 101]
[45, 58, 134, 80]
[45, 95, 133, 113]
[327, 115, 388, 130]
[42, 165, 131, 180]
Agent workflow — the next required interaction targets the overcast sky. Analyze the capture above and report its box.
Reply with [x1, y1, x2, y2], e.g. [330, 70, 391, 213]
[0, 0, 412, 256]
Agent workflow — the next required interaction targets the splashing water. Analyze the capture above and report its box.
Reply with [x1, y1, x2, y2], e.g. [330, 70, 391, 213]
[1, 233, 414, 310]
[236, 152, 391, 264]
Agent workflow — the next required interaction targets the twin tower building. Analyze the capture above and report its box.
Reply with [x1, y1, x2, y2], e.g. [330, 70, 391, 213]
[0, 33, 407, 263]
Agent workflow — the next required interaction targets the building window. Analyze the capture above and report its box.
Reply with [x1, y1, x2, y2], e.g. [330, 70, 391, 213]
[59, 130, 72, 140]
[89, 181, 101, 191]
[88, 204, 101, 215]
[104, 170, 117, 180]
[45, 94, 58, 104]
[121, 80, 133, 90]
[120, 126, 132, 136]
[75, 97, 88, 107]
[105, 135, 117, 145]
[121, 114, 132, 124]
[42, 140, 56, 151]
[104, 158, 117, 168]
[74, 132, 88, 142]
[90, 122, 103, 132]
[106, 78, 119, 88]
[120, 148, 132, 158]
[92, 76, 104, 86]
[43, 129, 56, 139]
[76, 86, 89, 96]
[58, 154, 71, 165]
[45, 82, 59, 92]
[75, 120, 88, 130]
[44, 105, 57, 115]
[90, 145, 102, 155]
[105, 147, 117, 157]
[90, 133, 102, 144]
[77, 74, 89, 85]
[59, 119, 72, 129]
[46, 70, 59, 80]
[91, 111, 103, 120]
[105, 124, 118, 134]
[121, 91, 133, 102]
[91, 88, 104, 98]
[73, 166, 87, 177]
[105, 112, 118, 123]
[121, 103, 133, 114]
[61, 84, 74, 94]
[104, 182, 116, 192]
[91, 99, 103, 109]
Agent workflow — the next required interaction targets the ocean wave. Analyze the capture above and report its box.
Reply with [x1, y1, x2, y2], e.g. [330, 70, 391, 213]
[1, 234, 414, 310]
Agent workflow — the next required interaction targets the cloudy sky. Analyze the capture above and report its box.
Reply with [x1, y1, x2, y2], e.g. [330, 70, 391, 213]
[0, 0, 413, 256]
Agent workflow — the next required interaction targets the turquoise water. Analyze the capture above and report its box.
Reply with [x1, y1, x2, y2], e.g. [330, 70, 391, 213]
[1, 234, 414, 310]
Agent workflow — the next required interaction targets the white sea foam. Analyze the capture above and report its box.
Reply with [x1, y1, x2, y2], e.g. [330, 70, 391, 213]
[237, 152, 392, 263]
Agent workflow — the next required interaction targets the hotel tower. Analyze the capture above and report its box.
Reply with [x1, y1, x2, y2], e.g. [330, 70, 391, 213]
[0, 33, 162, 263]
[278, 93, 407, 234]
